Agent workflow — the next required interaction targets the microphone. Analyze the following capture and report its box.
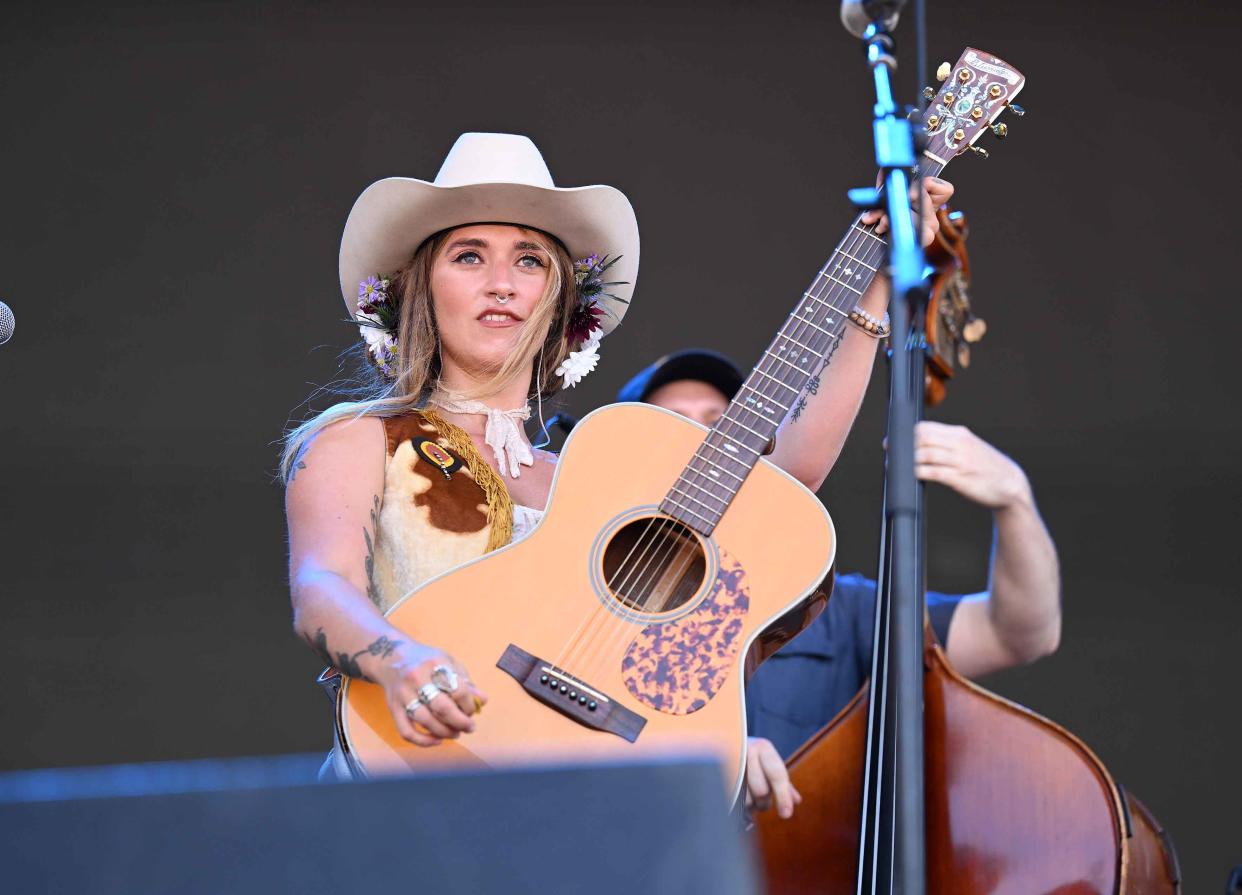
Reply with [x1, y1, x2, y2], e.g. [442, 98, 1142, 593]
[0, 302, 13, 345]
[840, 0, 906, 38]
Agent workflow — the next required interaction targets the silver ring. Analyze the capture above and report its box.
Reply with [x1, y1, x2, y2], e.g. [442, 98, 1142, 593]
[417, 682, 442, 707]
[404, 698, 422, 719]
[495, 295, 511, 304]
[431, 664, 460, 694]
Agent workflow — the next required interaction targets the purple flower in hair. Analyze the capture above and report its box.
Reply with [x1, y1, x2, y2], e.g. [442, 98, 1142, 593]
[359, 275, 387, 304]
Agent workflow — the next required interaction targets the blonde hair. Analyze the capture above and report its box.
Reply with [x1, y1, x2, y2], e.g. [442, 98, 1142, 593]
[279, 225, 578, 482]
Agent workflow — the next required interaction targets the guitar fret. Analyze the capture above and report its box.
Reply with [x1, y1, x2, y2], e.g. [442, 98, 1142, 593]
[678, 469, 739, 497]
[664, 496, 717, 527]
[794, 315, 840, 340]
[670, 483, 727, 511]
[740, 385, 790, 413]
[751, 367, 802, 393]
[732, 392, 780, 419]
[762, 349, 807, 373]
[719, 415, 767, 441]
[820, 270, 863, 295]
[801, 291, 846, 319]
[732, 401, 775, 426]
[693, 454, 746, 482]
[715, 433, 761, 456]
[853, 224, 886, 243]
[836, 249, 878, 271]
[777, 332, 821, 355]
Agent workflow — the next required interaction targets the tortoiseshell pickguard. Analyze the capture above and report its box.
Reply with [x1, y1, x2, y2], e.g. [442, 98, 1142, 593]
[620, 555, 750, 715]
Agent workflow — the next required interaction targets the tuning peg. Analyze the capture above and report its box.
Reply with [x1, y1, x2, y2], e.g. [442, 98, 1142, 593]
[1006, 102, 1026, 117]
[963, 317, 987, 343]
[936, 62, 951, 82]
[922, 86, 935, 100]
[990, 123, 1008, 138]
[968, 145, 989, 159]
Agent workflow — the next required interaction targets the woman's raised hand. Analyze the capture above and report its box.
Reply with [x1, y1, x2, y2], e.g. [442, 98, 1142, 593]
[860, 176, 955, 247]
[375, 640, 489, 747]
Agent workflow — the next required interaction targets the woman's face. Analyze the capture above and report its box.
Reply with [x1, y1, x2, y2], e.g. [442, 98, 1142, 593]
[429, 223, 552, 379]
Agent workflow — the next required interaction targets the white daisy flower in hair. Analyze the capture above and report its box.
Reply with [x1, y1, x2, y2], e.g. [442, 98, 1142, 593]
[556, 328, 603, 388]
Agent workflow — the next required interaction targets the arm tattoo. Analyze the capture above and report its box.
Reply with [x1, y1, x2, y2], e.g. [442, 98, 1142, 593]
[789, 350, 835, 425]
[302, 627, 401, 681]
[365, 494, 382, 607]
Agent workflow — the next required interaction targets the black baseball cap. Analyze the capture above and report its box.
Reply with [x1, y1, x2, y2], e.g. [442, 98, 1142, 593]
[617, 349, 744, 403]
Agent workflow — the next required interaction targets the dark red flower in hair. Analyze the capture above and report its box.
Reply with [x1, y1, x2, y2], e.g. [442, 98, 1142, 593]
[567, 300, 606, 344]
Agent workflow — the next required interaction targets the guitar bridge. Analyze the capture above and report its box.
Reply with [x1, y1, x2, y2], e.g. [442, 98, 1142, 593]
[497, 644, 646, 743]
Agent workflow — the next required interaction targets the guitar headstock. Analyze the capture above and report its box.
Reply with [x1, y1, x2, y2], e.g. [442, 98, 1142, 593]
[923, 206, 986, 406]
[921, 48, 1026, 164]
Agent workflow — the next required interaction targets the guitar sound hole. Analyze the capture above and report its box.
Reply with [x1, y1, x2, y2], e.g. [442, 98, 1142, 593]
[601, 517, 706, 614]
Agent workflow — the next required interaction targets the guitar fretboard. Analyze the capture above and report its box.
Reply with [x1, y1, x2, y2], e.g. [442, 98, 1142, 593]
[660, 156, 946, 535]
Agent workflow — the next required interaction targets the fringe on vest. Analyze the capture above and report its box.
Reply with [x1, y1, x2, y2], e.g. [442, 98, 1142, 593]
[419, 408, 514, 551]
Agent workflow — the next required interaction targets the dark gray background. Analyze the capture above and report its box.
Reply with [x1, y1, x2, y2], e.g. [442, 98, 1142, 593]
[2, 0, 1237, 887]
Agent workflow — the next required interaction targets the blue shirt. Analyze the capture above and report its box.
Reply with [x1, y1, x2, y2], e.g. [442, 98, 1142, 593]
[744, 572, 962, 759]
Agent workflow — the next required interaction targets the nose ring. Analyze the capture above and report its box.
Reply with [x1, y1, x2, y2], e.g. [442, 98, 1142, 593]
[495, 295, 512, 304]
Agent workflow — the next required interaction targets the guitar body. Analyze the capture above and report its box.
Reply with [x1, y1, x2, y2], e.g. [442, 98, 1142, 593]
[339, 402, 836, 802]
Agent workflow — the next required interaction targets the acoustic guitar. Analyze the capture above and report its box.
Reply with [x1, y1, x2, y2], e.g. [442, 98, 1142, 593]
[339, 47, 1025, 804]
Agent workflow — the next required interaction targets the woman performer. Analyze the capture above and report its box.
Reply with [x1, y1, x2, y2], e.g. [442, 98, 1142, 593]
[280, 131, 952, 784]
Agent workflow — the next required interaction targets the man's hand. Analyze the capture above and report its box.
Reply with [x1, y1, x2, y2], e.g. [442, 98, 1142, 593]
[914, 421, 1032, 510]
[745, 736, 802, 819]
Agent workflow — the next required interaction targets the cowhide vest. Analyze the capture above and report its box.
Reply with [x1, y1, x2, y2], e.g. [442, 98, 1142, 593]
[370, 411, 513, 613]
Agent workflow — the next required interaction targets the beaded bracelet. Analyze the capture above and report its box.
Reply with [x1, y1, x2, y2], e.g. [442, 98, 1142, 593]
[847, 306, 891, 339]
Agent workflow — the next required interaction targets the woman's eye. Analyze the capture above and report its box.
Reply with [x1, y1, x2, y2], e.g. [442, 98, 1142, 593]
[517, 254, 546, 269]
[453, 251, 482, 264]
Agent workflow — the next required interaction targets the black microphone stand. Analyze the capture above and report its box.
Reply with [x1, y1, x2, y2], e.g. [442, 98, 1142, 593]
[849, 19, 928, 895]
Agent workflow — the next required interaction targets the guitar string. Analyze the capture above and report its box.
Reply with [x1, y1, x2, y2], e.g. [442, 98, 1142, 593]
[566, 219, 891, 679]
[551, 153, 946, 679]
[561, 217, 893, 680]
[597, 221, 889, 649]
[570, 213, 904, 681]
[552, 157, 946, 681]
[618, 217, 889, 616]
[564, 222, 880, 677]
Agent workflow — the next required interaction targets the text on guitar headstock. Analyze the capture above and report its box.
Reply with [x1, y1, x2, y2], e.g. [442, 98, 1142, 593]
[920, 48, 1026, 168]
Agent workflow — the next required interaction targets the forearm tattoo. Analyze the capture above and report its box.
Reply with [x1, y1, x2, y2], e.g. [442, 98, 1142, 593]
[303, 627, 402, 681]
[789, 356, 832, 425]
[364, 495, 381, 607]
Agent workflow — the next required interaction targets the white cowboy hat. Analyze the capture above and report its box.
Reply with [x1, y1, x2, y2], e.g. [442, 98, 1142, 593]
[338, 132, 639, 335]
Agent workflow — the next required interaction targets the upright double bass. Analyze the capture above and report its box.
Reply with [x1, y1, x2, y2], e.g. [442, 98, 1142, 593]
[755, 203, 1182, 892]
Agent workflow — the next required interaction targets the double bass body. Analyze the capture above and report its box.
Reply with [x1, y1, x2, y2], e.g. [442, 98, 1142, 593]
[756, 634, 1181, 893]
